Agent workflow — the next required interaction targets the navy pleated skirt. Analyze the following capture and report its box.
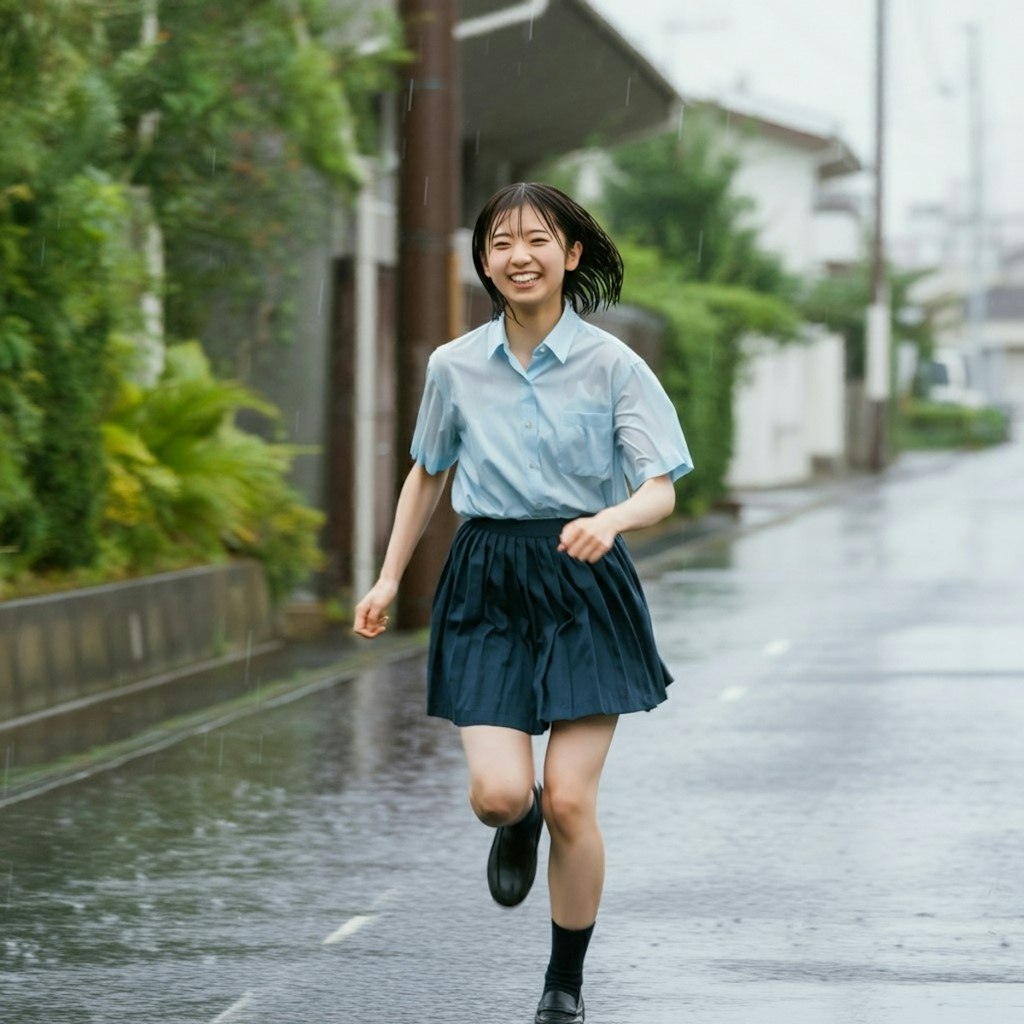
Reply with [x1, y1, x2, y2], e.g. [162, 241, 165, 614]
[427, 518, 673, 735]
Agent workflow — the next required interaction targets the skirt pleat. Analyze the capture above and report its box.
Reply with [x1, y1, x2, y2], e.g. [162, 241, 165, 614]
[427, 518, 673, 735]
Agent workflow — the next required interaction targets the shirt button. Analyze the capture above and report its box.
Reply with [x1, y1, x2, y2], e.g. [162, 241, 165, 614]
[537, 345, 546, 353]
[528, 462, 537, 469]
[524, 421, 533, 429]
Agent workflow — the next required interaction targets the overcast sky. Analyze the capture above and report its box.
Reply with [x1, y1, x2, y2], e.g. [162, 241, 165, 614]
[589, 0, 1024, 245]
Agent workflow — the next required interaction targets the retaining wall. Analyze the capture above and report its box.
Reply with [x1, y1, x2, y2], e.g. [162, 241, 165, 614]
[0, 562, 274, 723]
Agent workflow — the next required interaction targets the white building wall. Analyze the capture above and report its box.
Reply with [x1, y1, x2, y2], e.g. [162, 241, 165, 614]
[728, 336, 809, 488]
[728, 136, 820, 274]
[728, 328, 846, 489]
[803, 326, 846, 464]
[984, 319, 1024, 412]
[813, 208, 863, 269]
[1002, 350, 1024, 413]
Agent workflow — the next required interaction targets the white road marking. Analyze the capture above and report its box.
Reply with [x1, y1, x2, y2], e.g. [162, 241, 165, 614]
[371, 887, 400, 910]
[323, 913, 375, 945]
[719, 686, 747, 703]
[209, 992, 253, 1023]
[763, 639, 792, 658]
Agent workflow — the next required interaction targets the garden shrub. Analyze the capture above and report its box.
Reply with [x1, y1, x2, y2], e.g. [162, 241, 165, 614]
[896, 400, 1011, 450]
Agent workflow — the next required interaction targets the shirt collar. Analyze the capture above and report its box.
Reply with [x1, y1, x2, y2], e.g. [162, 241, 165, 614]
[485, 304, 580, 364]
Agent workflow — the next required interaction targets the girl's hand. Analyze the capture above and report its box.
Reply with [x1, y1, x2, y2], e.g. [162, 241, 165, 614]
[558, 512, 619, 563]
[353, 578, 398, 638]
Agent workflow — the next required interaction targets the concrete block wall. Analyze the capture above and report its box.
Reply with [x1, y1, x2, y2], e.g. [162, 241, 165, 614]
[0, 562, 274, 723]
[728, 328, 847, 488]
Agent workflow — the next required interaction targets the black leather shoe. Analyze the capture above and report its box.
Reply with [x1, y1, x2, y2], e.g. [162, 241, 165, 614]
[487, 782, 543, 907]
[535, 988, 585, 1023]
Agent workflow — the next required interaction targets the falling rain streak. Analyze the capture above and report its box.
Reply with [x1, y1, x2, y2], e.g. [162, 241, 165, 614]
[423, 176, 430, 206]
[209, 992, 254, 1023]
[406, 78, 414, 112]
[211, 147, 217, 173]
[625, 75, 632, 107]
[318, 276, 325, 317]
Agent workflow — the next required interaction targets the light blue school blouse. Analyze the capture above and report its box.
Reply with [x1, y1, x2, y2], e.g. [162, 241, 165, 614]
[410, 304, 693, 520]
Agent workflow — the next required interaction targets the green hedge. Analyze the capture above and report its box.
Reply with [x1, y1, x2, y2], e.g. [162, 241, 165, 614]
[620, 243, 799, 516]
[897, 400, 1011, 450]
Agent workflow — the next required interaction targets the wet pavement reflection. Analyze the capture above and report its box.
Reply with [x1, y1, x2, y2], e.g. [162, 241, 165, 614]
[2, 442, 1024, 1022]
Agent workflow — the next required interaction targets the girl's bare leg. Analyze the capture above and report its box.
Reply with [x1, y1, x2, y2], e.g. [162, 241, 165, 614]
[542, 714, 618, 928]
[460, 725, 536, 826]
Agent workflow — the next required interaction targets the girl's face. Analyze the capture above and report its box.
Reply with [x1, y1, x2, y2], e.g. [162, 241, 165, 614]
[480, 204, 582, 320]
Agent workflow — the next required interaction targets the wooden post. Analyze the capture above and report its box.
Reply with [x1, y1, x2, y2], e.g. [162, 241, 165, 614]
[395, 1, 459, 628]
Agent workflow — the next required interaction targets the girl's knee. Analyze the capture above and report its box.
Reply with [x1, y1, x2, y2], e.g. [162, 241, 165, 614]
[469, 780, 533, 827]
[542, 783, 594, 839]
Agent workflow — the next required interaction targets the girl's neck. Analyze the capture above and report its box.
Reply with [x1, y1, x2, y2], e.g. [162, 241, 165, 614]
[504, 299, 564, 365]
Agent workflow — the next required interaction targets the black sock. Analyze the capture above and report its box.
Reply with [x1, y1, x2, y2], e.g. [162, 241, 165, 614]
[543, 920, 594, 1000]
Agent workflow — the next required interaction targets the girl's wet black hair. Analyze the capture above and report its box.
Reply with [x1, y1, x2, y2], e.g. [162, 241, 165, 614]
[471, 182, 624, 321]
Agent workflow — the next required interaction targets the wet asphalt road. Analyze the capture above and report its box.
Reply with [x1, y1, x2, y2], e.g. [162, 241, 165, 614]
[2, 440, 1024, 1023]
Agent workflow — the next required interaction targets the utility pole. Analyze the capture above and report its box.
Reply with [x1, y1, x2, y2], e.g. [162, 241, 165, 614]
[865, 0, 890, 471]
[395, 1, 458, 629]
[965, 22, 990, 397]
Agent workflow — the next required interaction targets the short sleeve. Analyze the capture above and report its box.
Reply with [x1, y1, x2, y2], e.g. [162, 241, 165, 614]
[614, 360, 693, 489]
[409, 355, 460, 473]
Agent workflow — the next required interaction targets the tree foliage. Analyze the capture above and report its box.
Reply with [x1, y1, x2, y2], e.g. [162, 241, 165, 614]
[0, 0, 401, 594]
[801, 263, 936, 380]
[103, 343, 324, 600]
[586, 113, 802, 513]
[619, 243, 798, 514]
[603, 113, 797, 298]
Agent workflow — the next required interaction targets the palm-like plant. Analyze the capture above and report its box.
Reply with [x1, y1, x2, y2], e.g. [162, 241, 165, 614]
[103, 341, 323, 598]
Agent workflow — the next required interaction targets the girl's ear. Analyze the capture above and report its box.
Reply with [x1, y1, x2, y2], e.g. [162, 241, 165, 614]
[565, 241, 582, 272]
[479, 251, 492, 279]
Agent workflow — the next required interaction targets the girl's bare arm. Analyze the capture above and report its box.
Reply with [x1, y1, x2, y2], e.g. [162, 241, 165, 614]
[352, 463, 450, 638]
[558, 474, 676, 563]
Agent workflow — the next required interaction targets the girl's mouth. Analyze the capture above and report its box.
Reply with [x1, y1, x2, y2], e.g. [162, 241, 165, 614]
[510, 273, 540, 286]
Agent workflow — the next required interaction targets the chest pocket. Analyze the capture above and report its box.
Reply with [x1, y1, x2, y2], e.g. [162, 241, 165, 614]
[557, 411, 613, 478]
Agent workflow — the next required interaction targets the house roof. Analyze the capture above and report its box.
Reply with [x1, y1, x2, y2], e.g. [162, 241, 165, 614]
[460, 0, 681, 178]
[688, 96, 862, 179]
[348, 1, 681, 215]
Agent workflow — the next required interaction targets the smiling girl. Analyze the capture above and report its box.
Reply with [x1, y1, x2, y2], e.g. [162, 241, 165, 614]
[354, 182, 692, 1023]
